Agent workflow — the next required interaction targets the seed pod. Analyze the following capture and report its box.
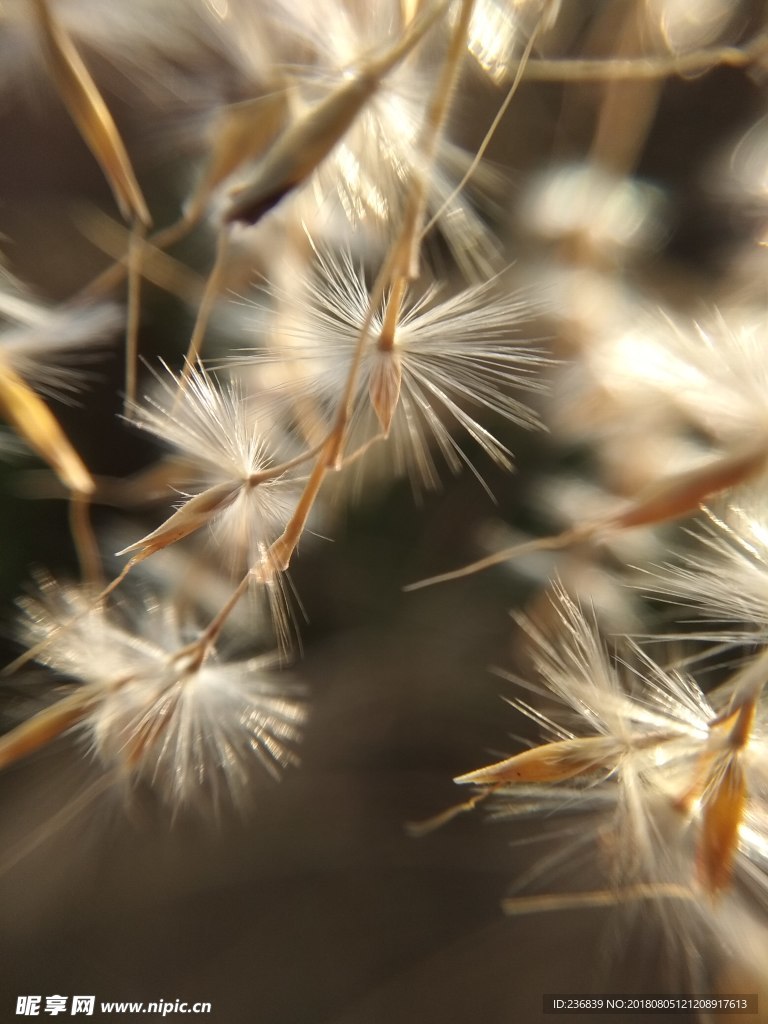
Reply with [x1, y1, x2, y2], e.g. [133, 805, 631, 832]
[117, 481, 241, 563]
[223, 0, 446, 225]
[368, 351, 402, 436]
[454, 734, 625, 786]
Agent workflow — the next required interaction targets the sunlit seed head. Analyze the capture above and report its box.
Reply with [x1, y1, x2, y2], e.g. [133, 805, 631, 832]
[129, 363, 272, 480]
[510, 586, 713, 748]
[217, 1, 502, 277]
[521, 163, 667, 257]
[18, 577, 307, 811]
[645, 0, 743, 56]
[233, 245, 547, 495]
[478, 588, 768, 979]
[602, 310, 768, 444]
[637, 499, 768, 641]
[86, 653, 306, 811]
[129, 364, 297, 546]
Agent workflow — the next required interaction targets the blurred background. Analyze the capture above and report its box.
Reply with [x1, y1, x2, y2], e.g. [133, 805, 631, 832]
[1, 1, 767, 1021]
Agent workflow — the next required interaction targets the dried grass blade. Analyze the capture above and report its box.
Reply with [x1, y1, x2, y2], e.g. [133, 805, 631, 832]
[0, 687, 98, 770]
[31, 0, 150, 226]
[0, 363, 93, 495]
[186, 91, 290, 223]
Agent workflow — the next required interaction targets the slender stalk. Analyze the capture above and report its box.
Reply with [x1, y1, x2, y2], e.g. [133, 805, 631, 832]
[405, 441, 768, 591]
[174, 230, 232, 403]
[396, 0, 477, 282]
[502, 884, 695, 916]
[264, 0, 478, 575]
[171, 570, 253, 672]
[421, 0, 548, 240]
[123, 219, 148, 415]
[519, 36, 768, 82]
[69, 491, 102, 589]
[75, 213, 198, 303]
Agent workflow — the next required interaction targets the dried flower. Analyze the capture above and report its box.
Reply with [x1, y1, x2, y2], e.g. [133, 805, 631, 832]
[234, 246, 547, 494]
[638, 497, 768, 643]
[13, 577, 306, 812]
[125, 363, 299, 574]
[454, 588, 768, 982]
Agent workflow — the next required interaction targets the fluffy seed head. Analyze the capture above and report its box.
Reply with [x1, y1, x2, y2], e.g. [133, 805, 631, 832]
[466, 587, 768, 980]
[18, 578, 307, 812]
[234, 246, 547, 495]
[128, 363, 298, 573]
